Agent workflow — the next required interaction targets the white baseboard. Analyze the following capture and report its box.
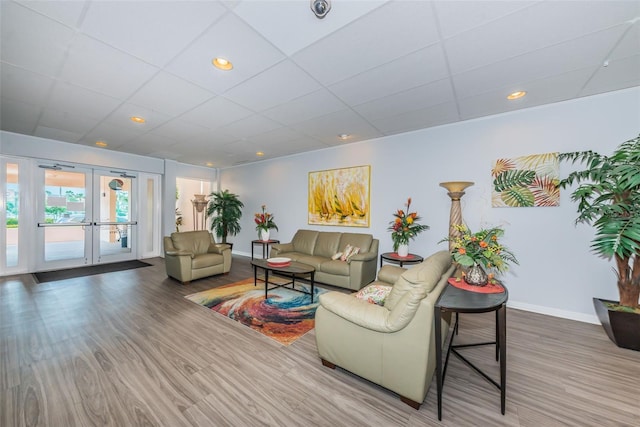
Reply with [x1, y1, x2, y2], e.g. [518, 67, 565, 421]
[508, 300, 600, 325]
[230, 251, 602, 326]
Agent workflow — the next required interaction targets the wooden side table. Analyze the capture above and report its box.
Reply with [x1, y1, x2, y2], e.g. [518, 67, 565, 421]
[380, 252, 423, 268]
[251, 239, 280, 259]
[434, 282, 509, 420]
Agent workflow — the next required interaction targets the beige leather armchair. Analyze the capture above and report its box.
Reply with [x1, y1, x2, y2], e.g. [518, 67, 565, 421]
[163, 230, 231, 284]
[315, 251, 454, 409]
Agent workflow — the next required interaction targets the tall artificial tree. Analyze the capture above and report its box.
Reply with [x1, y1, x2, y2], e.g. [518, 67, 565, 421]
[559, 134, 640, 308]
[206, 189, 244, 244]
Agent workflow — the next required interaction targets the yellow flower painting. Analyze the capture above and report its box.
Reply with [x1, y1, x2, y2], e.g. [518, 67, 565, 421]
[492, 153, 560, 208]
[308, 165, 370, 226]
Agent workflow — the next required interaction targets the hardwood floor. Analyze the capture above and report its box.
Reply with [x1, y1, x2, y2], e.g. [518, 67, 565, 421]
[1, 255, 639, 426]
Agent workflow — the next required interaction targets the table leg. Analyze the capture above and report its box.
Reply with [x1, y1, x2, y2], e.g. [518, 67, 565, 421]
[263, 243, 267, 259]
[264, 269, 269, 299]
[310, 271, 315, 303]
[496, 310, 500, 361]
[253, 265, 257, 286]
[435, 308, 443, 421]
[251, 243, 255, 260]
[499, 303, 507, 414]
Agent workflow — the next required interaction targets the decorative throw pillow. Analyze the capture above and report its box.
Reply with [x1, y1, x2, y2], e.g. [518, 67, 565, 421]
[340, 244, 354, 261]
[331, 252, 343, 260]
[345, 246, 360, 262]
[354, 284, 393, 306]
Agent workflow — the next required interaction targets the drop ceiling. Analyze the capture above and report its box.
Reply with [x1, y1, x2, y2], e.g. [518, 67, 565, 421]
[1, 0, 639, 168]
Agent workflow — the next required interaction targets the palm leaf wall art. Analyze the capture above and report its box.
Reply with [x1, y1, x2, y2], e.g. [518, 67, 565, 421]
[491, 153, 560, 208]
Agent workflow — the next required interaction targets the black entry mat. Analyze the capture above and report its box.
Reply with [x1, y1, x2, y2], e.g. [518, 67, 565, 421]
[33, 260, 152, 283]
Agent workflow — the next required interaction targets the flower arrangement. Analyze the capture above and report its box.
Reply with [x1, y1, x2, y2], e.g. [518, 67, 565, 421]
[443, 224, 518, 275]
[254, 205, 278, 233]
[387, 197, 429, 251]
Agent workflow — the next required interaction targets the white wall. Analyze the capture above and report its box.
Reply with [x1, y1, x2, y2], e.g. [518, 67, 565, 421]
[220, 88, 640, 323]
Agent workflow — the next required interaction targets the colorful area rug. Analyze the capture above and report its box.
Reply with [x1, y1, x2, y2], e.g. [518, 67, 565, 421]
[184, 278, 327, 345]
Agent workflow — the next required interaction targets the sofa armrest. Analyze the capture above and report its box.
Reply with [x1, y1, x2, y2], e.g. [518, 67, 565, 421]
[270, 242, 293, 256]
[377, 265, 406, 285]
[165, 249, 194, 258]
[319, 292, 397, 333]
[348, 251, 377, 262]
[208, 243, 230, 254]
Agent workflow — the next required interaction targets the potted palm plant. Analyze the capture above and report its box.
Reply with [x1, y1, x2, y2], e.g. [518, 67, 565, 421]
[559, 134, 640, 351]
[206, 189, 244, 245]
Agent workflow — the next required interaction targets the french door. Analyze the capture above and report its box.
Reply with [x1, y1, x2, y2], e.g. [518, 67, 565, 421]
[36, 163, 138, 271]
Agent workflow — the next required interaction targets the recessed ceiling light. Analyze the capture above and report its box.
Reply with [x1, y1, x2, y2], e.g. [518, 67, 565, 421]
[256, 151, 265, 157]
[206, 162, 214, 167]
[95, 141, 108, 147]
[130, 116, 146, 123]
[507, 91, 527, 100]
[212, 57, 233, 71]
[338, 134, 350, 140]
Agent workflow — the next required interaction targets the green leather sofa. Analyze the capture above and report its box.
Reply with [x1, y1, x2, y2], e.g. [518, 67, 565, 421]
[270, 229, 379, 290]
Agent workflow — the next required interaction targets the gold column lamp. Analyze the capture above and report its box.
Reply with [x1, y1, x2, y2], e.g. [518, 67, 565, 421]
[439, 181, 474, 250]
[191, 194, 208, 231]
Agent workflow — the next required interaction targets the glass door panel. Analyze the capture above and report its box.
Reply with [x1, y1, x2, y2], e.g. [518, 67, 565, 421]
[37, 166, 92, 270]
[93, 171, 137, 263]
[5, 162, 19, 268]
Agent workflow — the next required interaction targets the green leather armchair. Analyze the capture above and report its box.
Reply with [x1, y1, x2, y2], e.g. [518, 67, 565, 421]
[315, 251, 454, 409]
[163, 230, 231, 285]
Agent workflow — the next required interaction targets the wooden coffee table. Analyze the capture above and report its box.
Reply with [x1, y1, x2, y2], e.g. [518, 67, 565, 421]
[251, 258, 316, 302]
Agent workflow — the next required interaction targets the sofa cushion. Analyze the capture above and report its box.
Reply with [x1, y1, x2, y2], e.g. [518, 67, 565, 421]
[292, 230, 319, 255]
[314, 232, 342, 258]
[384, 251, 452, 310]
[192, 253, 224, 269]
[294, 255, 327, 270]
[171, 231, 211, 255]
[321, 259, 350, 276]
[339, 233, 372, 253]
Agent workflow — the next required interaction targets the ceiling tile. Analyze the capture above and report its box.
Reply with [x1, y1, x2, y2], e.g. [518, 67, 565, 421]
[47, 81, 121, 120]
[1, 2, 76, 74]
[166, 12, 285, 94]
[103, 102, 170, 132]
[293, 1, 440, 85]
[0, 98, 41, 134]
[371, 101, 460, 135]
[223, 60, 321, 111]
[609, 21, 640, 61]
[149, 120, 212, 143]
[81, 1, 227, 67]
[40, 108, 100, 135]
[180, 97, 253, 129]
[291, 109, 383, 145]
[329, 44, 449, 105]
[1, 63, 55, 106]
[34, 125, 82, 142]
[582, 54, 640, 97]
[262, 89, 348, 125]
[354, 79, 456, 121]
[217, 114, 281, 139]
[15, 0, 87, 28]
[59, 35, 160, 99]
[445, 0, 640, 74]
[79, 122, 145, 148]
[458, 68, 596, 120]
[245, 126, 305, 148]
[433, 1, 538, 38]
[452, 25, 628, 98]
[233, 0, 388, 56]
[128, 71, 215, 116]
